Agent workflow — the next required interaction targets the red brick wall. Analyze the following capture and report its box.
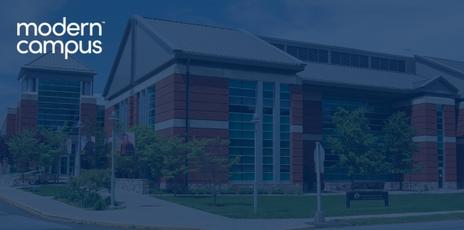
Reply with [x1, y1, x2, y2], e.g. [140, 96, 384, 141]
[302, 90, 323, 191]
[411, 103, 436, 136]
[189, 76, 228, 121]
[155, 74, 186, 123]
[104, 106, 114, 137]
[155, 74, 230, 184]
[81, 102, 97, 135]
[406, 142, 438, 182]
[5, 112, 17, 137]
[291, 84, 303, 183]
[408, 102, 457, 186]
[444, 105, 455, 137]
[18, 99, 37, 131]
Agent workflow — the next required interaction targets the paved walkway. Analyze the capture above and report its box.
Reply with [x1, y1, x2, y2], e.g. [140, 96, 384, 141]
[0, 185, 314, 230]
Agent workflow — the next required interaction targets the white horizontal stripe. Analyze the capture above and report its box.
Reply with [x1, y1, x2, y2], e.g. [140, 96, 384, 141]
[290, 125, 303, 133]
[80, 96, 96, 104]
[412, 96, 454, 105]
[21, 93, 38, 100]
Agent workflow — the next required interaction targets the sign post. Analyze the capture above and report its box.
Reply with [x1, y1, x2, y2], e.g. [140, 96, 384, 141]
[313, 142, 325, 224]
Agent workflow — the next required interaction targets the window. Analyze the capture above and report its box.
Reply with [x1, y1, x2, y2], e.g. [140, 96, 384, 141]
[371, 57, 406, 72]
[37, 79, 80, 132]
[286, 45, 329, 63]
[81, 81, 92, 95]
[229, 80, 256, 181]
[280, 84, 290, 181]
[137, 90, 147, 125]
[331, 51, 368, 68]
[137, 86, 155, 128]
[22, 78, 36, 93]
[148, 86, 155, 129]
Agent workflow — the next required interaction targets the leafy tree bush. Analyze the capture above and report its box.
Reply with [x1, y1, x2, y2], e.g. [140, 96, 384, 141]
[381, 112, 417, 190]
[7, 130, 39, 172]
[65, 169, 111, 210]
[188, 137, 236, 205]
[36, 128, 66, 175]
[327, 108, 385, 183]
[159, 136, 189, 194]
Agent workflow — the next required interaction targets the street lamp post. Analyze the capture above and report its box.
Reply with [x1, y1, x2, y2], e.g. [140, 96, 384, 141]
[314, 142, 326, 224]
[74, 120, 82, 177]
[251, 112, 260, 214]
[109, 111, 119, 207]
[251, 81, 263, 214]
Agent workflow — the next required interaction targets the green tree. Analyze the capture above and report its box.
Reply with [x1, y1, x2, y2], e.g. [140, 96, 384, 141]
[381, 112, 417, 190]
[188, 138, 236, 205]
[7, 130, 39, 172]
[327, 108, 384, 183]
[131, 126, 163, 181]
[115, 126, 163, 180]
[37, 128, 66, 175]
[159, 136, 189, 195]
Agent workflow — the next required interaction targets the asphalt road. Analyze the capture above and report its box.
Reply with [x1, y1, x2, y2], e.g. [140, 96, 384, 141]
[0, 199, 119, 230]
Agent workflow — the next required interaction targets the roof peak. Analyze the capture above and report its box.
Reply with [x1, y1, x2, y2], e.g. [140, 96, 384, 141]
[22, 53, 95, 74]
[139, 16, 236, 32]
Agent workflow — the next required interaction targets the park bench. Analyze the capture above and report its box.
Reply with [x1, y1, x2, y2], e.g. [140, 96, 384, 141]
[346, 181, 389, 208]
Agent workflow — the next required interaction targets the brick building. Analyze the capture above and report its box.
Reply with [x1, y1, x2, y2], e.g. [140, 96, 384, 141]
[103, 16, 464, 191]
[1, 53, 103, 175]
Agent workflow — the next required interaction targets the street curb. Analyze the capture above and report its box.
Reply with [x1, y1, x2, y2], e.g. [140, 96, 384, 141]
[0, 189, 201, 230]
[327, 210, 464, 221]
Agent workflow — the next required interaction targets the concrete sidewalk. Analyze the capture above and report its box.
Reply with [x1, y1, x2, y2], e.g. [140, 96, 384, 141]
[0, 185, 313, 230]
[1, 183, 464, 230]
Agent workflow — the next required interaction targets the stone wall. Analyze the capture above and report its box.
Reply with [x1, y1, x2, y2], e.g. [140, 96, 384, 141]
[115, 178, 150, 194]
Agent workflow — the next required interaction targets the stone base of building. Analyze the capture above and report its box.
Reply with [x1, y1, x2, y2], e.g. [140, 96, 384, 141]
[324, 181, 458, 192]
[115, 178, 150, 194]
[401, 182, 459, 191]
[188, 183, 303, 194]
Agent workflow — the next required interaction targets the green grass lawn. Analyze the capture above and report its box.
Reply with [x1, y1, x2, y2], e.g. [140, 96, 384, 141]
[23, 184, 111, 210]
[157, 193, 464, 219]
[24, 184, 68, 197]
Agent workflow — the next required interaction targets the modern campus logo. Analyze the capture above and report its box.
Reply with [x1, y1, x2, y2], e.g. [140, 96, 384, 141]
[16, 17, 104, 59]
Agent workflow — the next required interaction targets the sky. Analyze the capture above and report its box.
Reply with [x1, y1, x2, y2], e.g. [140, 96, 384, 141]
[0, 0, 463, 121]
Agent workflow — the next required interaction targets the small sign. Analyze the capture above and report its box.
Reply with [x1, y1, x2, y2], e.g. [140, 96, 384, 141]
[313, 142, 325, 173]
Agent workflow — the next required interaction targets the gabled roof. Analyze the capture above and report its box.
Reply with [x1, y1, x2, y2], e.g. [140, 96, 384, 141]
[416, 55, 464, 77]
[103, 16, 305, 98]
[21, 53, 96, 75]
[299, 62, 457, 95]
[414, 76, 459, 95]
[137, 16, 305, 70]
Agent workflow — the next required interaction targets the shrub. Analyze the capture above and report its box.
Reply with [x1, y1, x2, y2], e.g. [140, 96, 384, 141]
[66, 169, 111, 210]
